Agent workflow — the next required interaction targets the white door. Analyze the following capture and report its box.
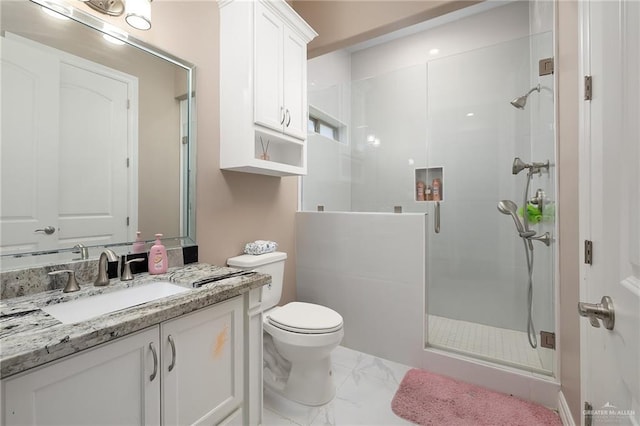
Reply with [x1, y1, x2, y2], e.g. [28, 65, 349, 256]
[579, 0, 640, 424]
[282, 26, 307, 140]
[58, 61, 130, 248]
[0, 36, 60, 254]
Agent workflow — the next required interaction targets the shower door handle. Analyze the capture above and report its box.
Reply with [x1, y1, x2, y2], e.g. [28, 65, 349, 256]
[434, 202, 441, 234]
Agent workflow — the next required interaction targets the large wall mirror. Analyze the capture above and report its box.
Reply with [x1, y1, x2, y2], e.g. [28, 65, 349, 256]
[0, 0, 196, 266]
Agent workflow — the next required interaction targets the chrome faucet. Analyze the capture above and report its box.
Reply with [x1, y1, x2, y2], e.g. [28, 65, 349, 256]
[73, 243, 89, 260]
[94, 249, 118, 286]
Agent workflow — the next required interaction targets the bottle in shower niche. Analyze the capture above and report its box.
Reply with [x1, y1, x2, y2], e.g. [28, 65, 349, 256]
[416, 181, 425, 201]
[148, 234, 168, 275]
[432, 178, 442, 201]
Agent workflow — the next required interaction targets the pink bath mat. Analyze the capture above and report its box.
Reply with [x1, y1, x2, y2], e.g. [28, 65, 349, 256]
[391, 368, 562, 426]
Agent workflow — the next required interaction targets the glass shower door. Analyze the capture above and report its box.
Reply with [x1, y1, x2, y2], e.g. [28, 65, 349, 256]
[425, 33, 556, 376]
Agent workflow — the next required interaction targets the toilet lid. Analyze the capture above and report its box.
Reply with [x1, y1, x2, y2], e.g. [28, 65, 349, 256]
[267, 302, 343, 334]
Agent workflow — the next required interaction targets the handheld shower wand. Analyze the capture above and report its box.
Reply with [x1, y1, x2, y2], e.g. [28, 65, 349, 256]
[497, 200, 535, 239]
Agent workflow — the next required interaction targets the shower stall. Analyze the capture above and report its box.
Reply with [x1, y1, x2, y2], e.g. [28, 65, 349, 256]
[297, 0, 557, 392]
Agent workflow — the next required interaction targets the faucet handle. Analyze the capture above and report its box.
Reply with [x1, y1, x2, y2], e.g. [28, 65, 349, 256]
[122, 258, 145, 281]
[49, 270, 81, 293]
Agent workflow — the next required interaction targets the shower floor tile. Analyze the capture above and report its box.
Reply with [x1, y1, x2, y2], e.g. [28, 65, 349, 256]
[427, 315, 553, 374]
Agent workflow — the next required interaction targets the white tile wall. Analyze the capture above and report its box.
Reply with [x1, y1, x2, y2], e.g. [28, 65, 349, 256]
[296, 212, 427, 367]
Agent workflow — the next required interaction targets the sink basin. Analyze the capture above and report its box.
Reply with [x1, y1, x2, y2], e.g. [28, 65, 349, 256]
[42, 282, 189, 324]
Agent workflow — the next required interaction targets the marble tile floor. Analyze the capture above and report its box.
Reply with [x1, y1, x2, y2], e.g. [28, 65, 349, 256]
[263, 345, 414, 425]
[427, 314, 553, 375]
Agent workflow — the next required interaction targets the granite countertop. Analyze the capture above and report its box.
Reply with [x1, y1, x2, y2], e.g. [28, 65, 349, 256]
[0, 263, 269, 379]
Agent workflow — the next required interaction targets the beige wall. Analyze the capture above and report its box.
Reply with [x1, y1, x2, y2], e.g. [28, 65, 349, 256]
[77, 1, 299, 304]
[291, 0, 480, 58]
[556, 1, 581, 423]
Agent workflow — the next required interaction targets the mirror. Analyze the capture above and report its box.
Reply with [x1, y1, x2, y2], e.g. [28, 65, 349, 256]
[0, 0, 196, 264]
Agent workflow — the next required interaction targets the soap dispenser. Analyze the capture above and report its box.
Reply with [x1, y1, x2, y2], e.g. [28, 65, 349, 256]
[132, 231, 145, 253]
[148, 234, 168, 275]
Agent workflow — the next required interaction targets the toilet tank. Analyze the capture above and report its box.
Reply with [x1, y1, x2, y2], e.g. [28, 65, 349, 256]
[227, 251, 287, 311]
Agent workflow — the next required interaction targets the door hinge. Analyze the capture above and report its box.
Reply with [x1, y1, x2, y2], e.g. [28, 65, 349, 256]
[126, 216, 130, 226]
[584, 76, 593, 100]
[181, 136, 188, 145]
[540, 331, 555, 349]
[584, 240, 593, 265]
[127, 99, 131, 109]
[584, 401, 593, 426]
[539, 57, 554, 76]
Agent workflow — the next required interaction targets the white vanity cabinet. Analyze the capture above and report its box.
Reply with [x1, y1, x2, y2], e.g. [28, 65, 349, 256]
[2, 296, 252, 426]
[219, 0, 317, 176]
[2, 327, 161, 426]
[162, 297, 243, 425]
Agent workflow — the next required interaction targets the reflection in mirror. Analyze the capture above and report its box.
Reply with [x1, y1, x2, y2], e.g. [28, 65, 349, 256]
[0, 0, 196, 265]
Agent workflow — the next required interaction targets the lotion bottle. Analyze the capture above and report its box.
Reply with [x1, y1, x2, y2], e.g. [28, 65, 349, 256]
[432, 178, 441, 201]
[132, 231, 145, 254]
[148, 233, 168, 275]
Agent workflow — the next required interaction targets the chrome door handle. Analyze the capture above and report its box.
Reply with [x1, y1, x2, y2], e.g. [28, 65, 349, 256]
[434, 202, 441, 234]
[167, 334, 176, 372]
[280, 107, 286, 125]
[35, 226, 55, 235]
[149, 342, 158, 381]
[578, 296, 615, 330]
[285, 109, 291, 127]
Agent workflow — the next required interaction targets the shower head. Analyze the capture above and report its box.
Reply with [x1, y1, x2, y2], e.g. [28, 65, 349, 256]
[497, 200, 526, 234]
[510, 84, 541, 109]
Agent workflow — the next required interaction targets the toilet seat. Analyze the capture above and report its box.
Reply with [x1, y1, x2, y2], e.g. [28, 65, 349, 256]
[267, 302, 343, 334]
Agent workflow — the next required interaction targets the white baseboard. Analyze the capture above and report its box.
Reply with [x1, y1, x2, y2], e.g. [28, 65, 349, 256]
[558, 391, 576, 426]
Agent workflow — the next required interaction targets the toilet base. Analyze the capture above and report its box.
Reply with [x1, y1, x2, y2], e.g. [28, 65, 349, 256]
[264, 356, 336, 406]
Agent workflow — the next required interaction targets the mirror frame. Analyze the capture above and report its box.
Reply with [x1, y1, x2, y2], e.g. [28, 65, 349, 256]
[1, 0, 197, 266]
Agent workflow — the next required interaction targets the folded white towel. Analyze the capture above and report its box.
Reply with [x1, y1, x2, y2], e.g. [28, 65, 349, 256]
[244, 240, 278, 255]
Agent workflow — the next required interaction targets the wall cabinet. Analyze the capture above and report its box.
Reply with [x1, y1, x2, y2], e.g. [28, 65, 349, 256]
[2, 297, 247, 426]
[220, 0, 317, 176]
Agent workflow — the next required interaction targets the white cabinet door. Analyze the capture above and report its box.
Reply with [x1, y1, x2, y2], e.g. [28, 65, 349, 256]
[2, 327, 161, 426]
[161, 297, 244, 426]
[282, 26, 307, 140]
[254, 3, 283, 134]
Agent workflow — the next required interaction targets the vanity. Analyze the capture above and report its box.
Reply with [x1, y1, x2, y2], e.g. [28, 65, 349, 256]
[0, 263, 269, 426]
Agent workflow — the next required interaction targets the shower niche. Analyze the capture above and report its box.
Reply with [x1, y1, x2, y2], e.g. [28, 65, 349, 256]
[414, 167, 444, 202]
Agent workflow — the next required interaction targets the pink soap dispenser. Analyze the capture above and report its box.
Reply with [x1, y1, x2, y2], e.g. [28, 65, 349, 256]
[132, 231, 145, 254]
[148, 233, 168, 275]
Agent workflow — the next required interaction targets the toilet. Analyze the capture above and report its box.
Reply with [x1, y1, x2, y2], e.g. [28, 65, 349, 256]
[227, 251, 344, 406]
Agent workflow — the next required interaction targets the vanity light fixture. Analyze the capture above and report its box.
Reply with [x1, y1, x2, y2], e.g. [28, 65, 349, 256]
[102, 24, 128, 45]
[41, 1, 72, 20]
[81, 0, 152, 30]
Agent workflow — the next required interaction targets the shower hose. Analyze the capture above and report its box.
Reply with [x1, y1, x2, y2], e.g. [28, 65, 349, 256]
[522, 172, 537, 349]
